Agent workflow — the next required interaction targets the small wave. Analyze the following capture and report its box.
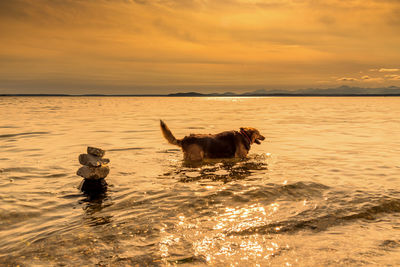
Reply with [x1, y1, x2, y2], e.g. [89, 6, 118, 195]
[0, 132, 50, 139]
[84, 215, 113, 227]
[122, 130, 155, 133]
[379, 239, 400, 249]
[226, 197, 400, 236]
[5, 148, 42, 153]
[157, 149, 181, 154]
[92, 130, 112, 133]
[243, 181, 329, 200]
[118, 171, 136, 176]
[168, 255, 207, 264]
[162, 181, 330, 222]
[108, 147, 151, 152]
[0, 211, 41, 230]
[60, 193, 84, 200]
[43, 173, 68, 178]
[0, 125, 18, 129]
[1, 167, 39, 173]
[42, 105, 61, 110]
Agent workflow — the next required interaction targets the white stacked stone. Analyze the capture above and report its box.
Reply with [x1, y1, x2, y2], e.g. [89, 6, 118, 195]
[77, 147, 110, 180]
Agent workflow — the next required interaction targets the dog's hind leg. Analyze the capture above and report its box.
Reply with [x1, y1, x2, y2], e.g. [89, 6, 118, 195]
[234, 143, 249, 158]
[184, 144, 204, 161]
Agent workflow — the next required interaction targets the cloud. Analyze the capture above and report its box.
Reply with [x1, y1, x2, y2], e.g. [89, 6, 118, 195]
[337, 77, 358, 82]
[361, 75, 383, 82]
[1, 0, 400, 94]
[378, 68, 399, 72]
[385, 74, 400, 80]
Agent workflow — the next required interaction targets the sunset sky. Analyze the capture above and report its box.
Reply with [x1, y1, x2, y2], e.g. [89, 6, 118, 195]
[1, 0, 400, 94]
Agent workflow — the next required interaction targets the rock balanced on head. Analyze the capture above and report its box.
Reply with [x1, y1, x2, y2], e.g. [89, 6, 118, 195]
[77, 147, 110, 180]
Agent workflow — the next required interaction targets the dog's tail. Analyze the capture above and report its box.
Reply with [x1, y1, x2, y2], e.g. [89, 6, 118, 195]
[160, 120, 181, 147]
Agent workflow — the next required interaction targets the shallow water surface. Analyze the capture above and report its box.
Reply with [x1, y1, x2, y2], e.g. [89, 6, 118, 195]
[0, 97, 400, 266]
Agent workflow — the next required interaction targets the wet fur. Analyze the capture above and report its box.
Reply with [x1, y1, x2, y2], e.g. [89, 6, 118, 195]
[160, 120, 265, 161]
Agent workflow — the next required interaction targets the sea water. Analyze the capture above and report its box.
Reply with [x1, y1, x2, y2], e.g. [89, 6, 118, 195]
[0, 96, 399, 265]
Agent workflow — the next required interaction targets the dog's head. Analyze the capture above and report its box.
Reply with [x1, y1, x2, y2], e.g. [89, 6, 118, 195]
[240, 127, 265, 145]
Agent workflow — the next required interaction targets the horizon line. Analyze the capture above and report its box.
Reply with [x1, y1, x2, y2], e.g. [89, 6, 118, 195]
[1, 93, 400, 97]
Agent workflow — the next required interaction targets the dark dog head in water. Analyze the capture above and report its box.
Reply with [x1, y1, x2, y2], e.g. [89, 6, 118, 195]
[160, 120, 266, 161]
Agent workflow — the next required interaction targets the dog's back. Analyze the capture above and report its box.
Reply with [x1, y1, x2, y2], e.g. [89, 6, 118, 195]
[181, 131, 237, 158]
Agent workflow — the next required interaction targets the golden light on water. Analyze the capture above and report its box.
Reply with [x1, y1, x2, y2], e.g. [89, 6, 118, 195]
[157, 203, 291, 264]
[2, 97, 399, 265]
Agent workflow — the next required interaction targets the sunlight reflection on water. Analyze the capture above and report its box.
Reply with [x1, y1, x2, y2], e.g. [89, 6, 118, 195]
[1, 97, 400, 266]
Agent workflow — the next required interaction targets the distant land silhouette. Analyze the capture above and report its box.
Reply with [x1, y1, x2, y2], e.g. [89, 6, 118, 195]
[167, 86, 400, 96]
[1, 86, 400, 96]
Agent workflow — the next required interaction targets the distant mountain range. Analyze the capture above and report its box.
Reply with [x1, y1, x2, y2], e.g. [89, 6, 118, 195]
[167, 86, 400, 96]
[1, 86, 400, 96]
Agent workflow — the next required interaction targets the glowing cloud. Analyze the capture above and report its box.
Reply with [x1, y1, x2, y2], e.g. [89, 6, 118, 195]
[361, 76, 383, 82]
[385, 74, 400, 80]
[379, 68, 399, 72]
[1, 0, 400, 93]
[337, 77, 358, 82]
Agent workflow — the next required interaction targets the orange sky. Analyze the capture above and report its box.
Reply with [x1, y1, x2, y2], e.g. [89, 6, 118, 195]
[1, 0, 400, 94]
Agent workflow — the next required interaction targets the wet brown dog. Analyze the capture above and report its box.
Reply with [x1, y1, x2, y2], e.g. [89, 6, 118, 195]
[160, 120, 265, 161]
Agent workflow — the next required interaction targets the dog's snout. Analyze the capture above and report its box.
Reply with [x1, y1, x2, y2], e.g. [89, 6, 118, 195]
[259, 135, 265, 141]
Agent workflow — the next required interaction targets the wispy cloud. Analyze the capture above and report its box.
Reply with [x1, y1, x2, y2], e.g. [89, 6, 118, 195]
[385, 74, 400, 80]
[378, 68, 399, 72]
[1, 0, 400, 93]
[361, 75, 383, 82]
[337, 77, 358, 82]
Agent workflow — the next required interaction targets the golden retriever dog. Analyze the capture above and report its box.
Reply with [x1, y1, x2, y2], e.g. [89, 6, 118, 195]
[160, 120, 265, 161]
